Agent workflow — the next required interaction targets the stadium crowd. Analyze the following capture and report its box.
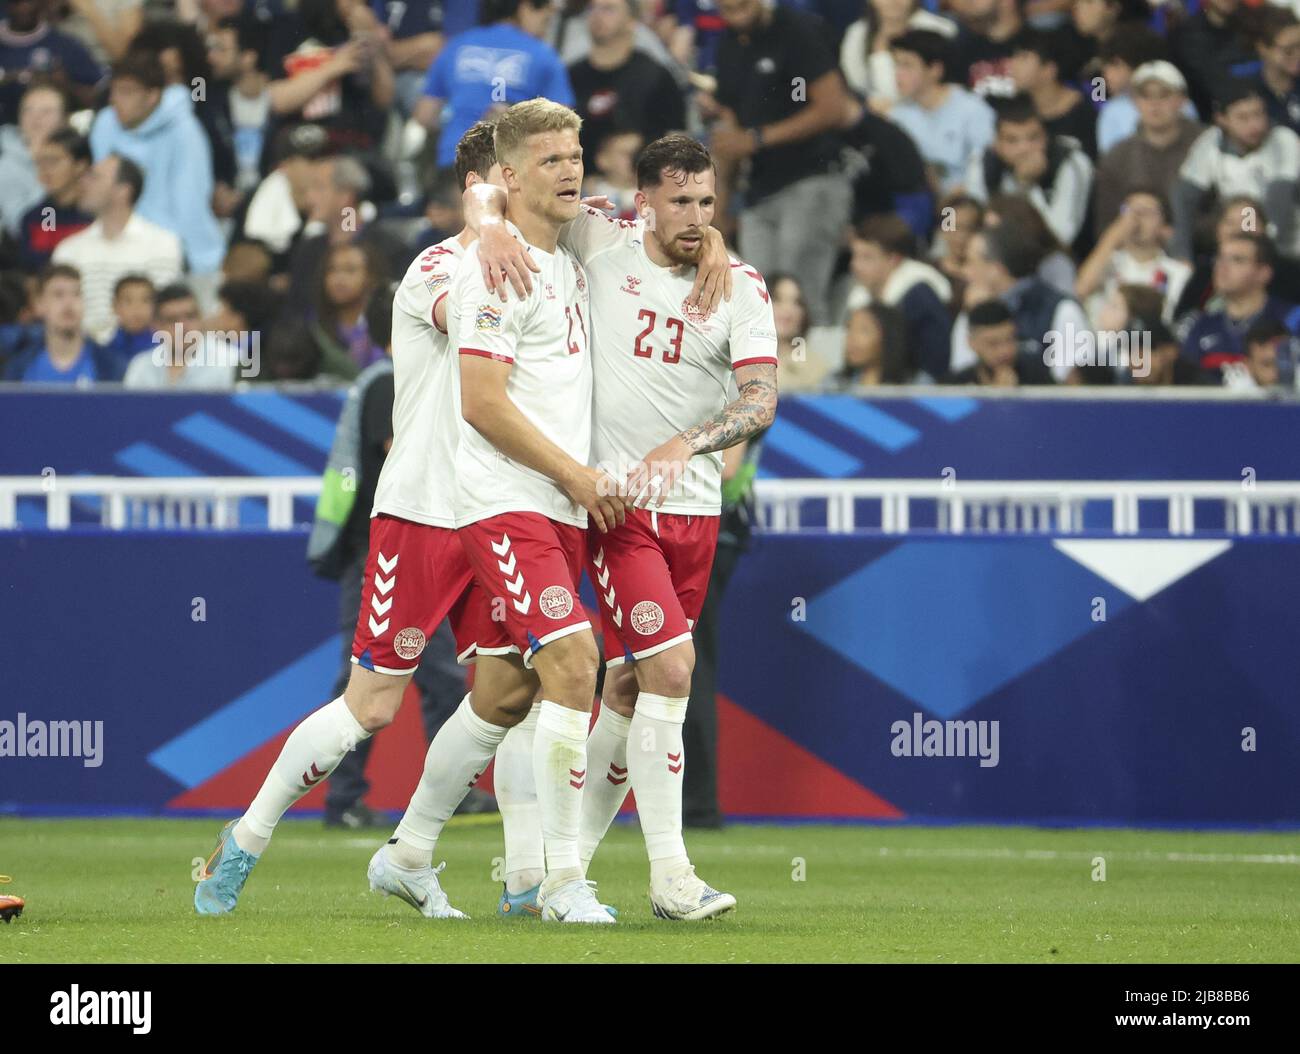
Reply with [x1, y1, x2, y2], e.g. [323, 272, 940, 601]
[1, 0, 1299, 390]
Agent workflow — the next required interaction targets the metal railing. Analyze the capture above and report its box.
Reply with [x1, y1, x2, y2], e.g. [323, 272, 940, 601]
[4, 475, 1300, 536]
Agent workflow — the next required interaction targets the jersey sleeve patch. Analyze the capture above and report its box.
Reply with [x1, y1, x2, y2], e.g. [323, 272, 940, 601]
[475, 303, 505, 332]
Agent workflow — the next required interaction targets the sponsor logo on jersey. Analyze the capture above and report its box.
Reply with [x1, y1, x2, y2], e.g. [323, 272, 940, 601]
[476, 304, 503, 331]
[539, 585, 574, 620]
[748, 324, 777, 342]
[424, 271, 450, 294]
[545, 282, 556, 300]
[621, 275, 642, 296]
[630, 600, 665, 636]
[393, 627, 427, 660]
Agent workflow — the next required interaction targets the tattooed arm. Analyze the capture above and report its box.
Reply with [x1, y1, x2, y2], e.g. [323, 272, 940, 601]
[625, 363, 777, 508]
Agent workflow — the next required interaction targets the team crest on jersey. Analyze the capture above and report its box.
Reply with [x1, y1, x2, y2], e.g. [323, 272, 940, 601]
[571, 260, 586, 293]
[631, 601, 665, 636]
[423, 271, 450, 294]
[393, 627, 427, 660]
[540, 586, 574, 620]
[681, 296, 712, 326]
[476, 304, 503, 331]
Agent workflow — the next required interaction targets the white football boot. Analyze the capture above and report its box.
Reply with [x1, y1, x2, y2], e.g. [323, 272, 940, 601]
[537, 876, 617, 924]
[649, 865, 736, 921]
[367, 845, 468, 919]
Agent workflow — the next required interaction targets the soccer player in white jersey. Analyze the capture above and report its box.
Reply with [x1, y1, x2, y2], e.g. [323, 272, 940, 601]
[478, 133, 778, 919]
[194, 122, 540, 919]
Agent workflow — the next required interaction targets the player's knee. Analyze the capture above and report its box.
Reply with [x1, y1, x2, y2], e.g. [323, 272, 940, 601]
[540, 634, 599, 703]
[344, 670, 404, 732]
[641, 644, 695, 700]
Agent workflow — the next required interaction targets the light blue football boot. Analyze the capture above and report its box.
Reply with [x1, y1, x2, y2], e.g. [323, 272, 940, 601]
[498, 881, 618, 919]
[194, 820, 259, 915]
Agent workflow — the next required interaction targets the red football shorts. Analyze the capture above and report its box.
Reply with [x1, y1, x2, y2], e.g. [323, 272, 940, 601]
[457, 511, 592, 667]
[588, 508, 719, 667]
[350, 514, 494, 674]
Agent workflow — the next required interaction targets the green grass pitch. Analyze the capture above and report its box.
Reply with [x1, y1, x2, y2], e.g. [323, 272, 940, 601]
[2, 818, 1296, 963]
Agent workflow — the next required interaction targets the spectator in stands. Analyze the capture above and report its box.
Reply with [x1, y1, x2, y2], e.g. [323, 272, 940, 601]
[0, 0, 103, 124]
[1181, 233, 1299, 383]
[839, 0, 957, 105]
[1091, 280, 1162, 384]
[404, 170, 461, 264]
[1173, 196, 1300, 317]
[90, 53, 225, 278]
[842, 102, 934, 236]
[373, 0, 446, 116]
[259, 316, 324, 381]
[946, 0, 1022, 100]
[1131, 320, 1199, 386]
[206, 14, 274, 197]
[846, 214, 952, 380]
[123, 282, 235, 389]
[0, 81, 69, 239]
[1252, 7, 1300, 139]
[931, 192, 985, 289]
[52, 154, 183, 342]
[1069, 0, 1131, 55]
[1092, 60, 1202, 234]
[831, 302, 910, 387]
[16, 128, 93, 271]
[711, 0, 852, 325]
[944, 298, 1053, 385]
[1221, 317, 1296, 391]
[554, 0, 683, 71]
[885, 30, 995, 195]
[101, 274, 155, 367]
[984, 193, 1075, 293]
[1092, 27, 1185, 155]
[240, 123, 329, 268]
[310, 241, 387, 379]
[568, 0, 685, 169]
[963, 94, 1093, 248]
[1009, 27, 1096, 158]
[769, 273, 828, 390]
[268, 0, 395, 165]
[585, 128, 643, 219]
[661, 0, 727, 75]
[211, 278, 284, 350]
[1171, 81, 1300, 261]
[1076, 187, 1190, 325]
[3, 264, 122, 384]
[131, 19, 239, 216]
[222, 239, 275, 286]
[59, 0, 143, 65]
[1172, 0, 1256, 120]
[952, 222, 1089, 381]
[415, 0, 572, 171]
[288, 155, 404, 308]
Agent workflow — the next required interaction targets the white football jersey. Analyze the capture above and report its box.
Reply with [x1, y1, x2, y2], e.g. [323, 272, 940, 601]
[560, 207, 778, 515]
[447, 237, 593, 528]
[371, 236, 466, 528]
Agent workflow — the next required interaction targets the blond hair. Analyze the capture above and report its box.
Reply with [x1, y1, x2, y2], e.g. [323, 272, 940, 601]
[493, 98, 582, 169]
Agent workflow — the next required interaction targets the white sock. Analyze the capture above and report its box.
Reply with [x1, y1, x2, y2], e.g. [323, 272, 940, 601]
[627, 693, 690, 887]
[579, 704, 632, 871]
[533, 700, 590, 882]
[389, 694, 507, 869]
[495, 704, 545, 895]
[237, 696, 370, 855]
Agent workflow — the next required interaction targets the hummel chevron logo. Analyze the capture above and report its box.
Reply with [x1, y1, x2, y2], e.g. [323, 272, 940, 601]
[667, 752, 683, 774]
[374, 571, 395, 596]
[505, 572, 526, 596]
[497, 551, 517, 576]
[302, 762, 327, 787]
[606, 762, 628, 786]
[514, 592, 532, 615]
[569, 767, 587, 789]
[611, 605, 624, 627]
[377, 552, 398, 574]
[602, 585, 617, 608]
[369, 615, 390, 636]
[371, 594, 392, 616]
[595, 565, 610, 589]
[592, 548, 605, 568]
[491, 534, 512, 557]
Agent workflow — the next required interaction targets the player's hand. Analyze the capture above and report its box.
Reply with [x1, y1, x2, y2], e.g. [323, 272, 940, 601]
[688, 227, 732, 316]
[581, 194, 614, 212]
[625, 436, 693, 509]
[479, 222, 539, 301]
[565, 466, 628, 532]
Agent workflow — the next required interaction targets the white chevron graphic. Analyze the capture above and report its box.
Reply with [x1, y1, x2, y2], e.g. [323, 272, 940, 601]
[611, 606, 623, 627]
[505, 572, 526, 596]
[374, 572, 395, 596]
[497, 551, 517, 575]
[1053, 539, 1231, 602]
[514, 592, 532, 614]
[368, 615, 390, 635]
[595, 564, 610, 588]
[371, 595, 392, 616]
[377, 552, 398, 574]
[491, 534, 512, 557]
[592, 548, 605, 568]
[603, 586, 617, 607]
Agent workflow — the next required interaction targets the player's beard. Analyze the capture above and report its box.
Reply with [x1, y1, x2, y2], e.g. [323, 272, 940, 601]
[657, 228, 705, 267]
